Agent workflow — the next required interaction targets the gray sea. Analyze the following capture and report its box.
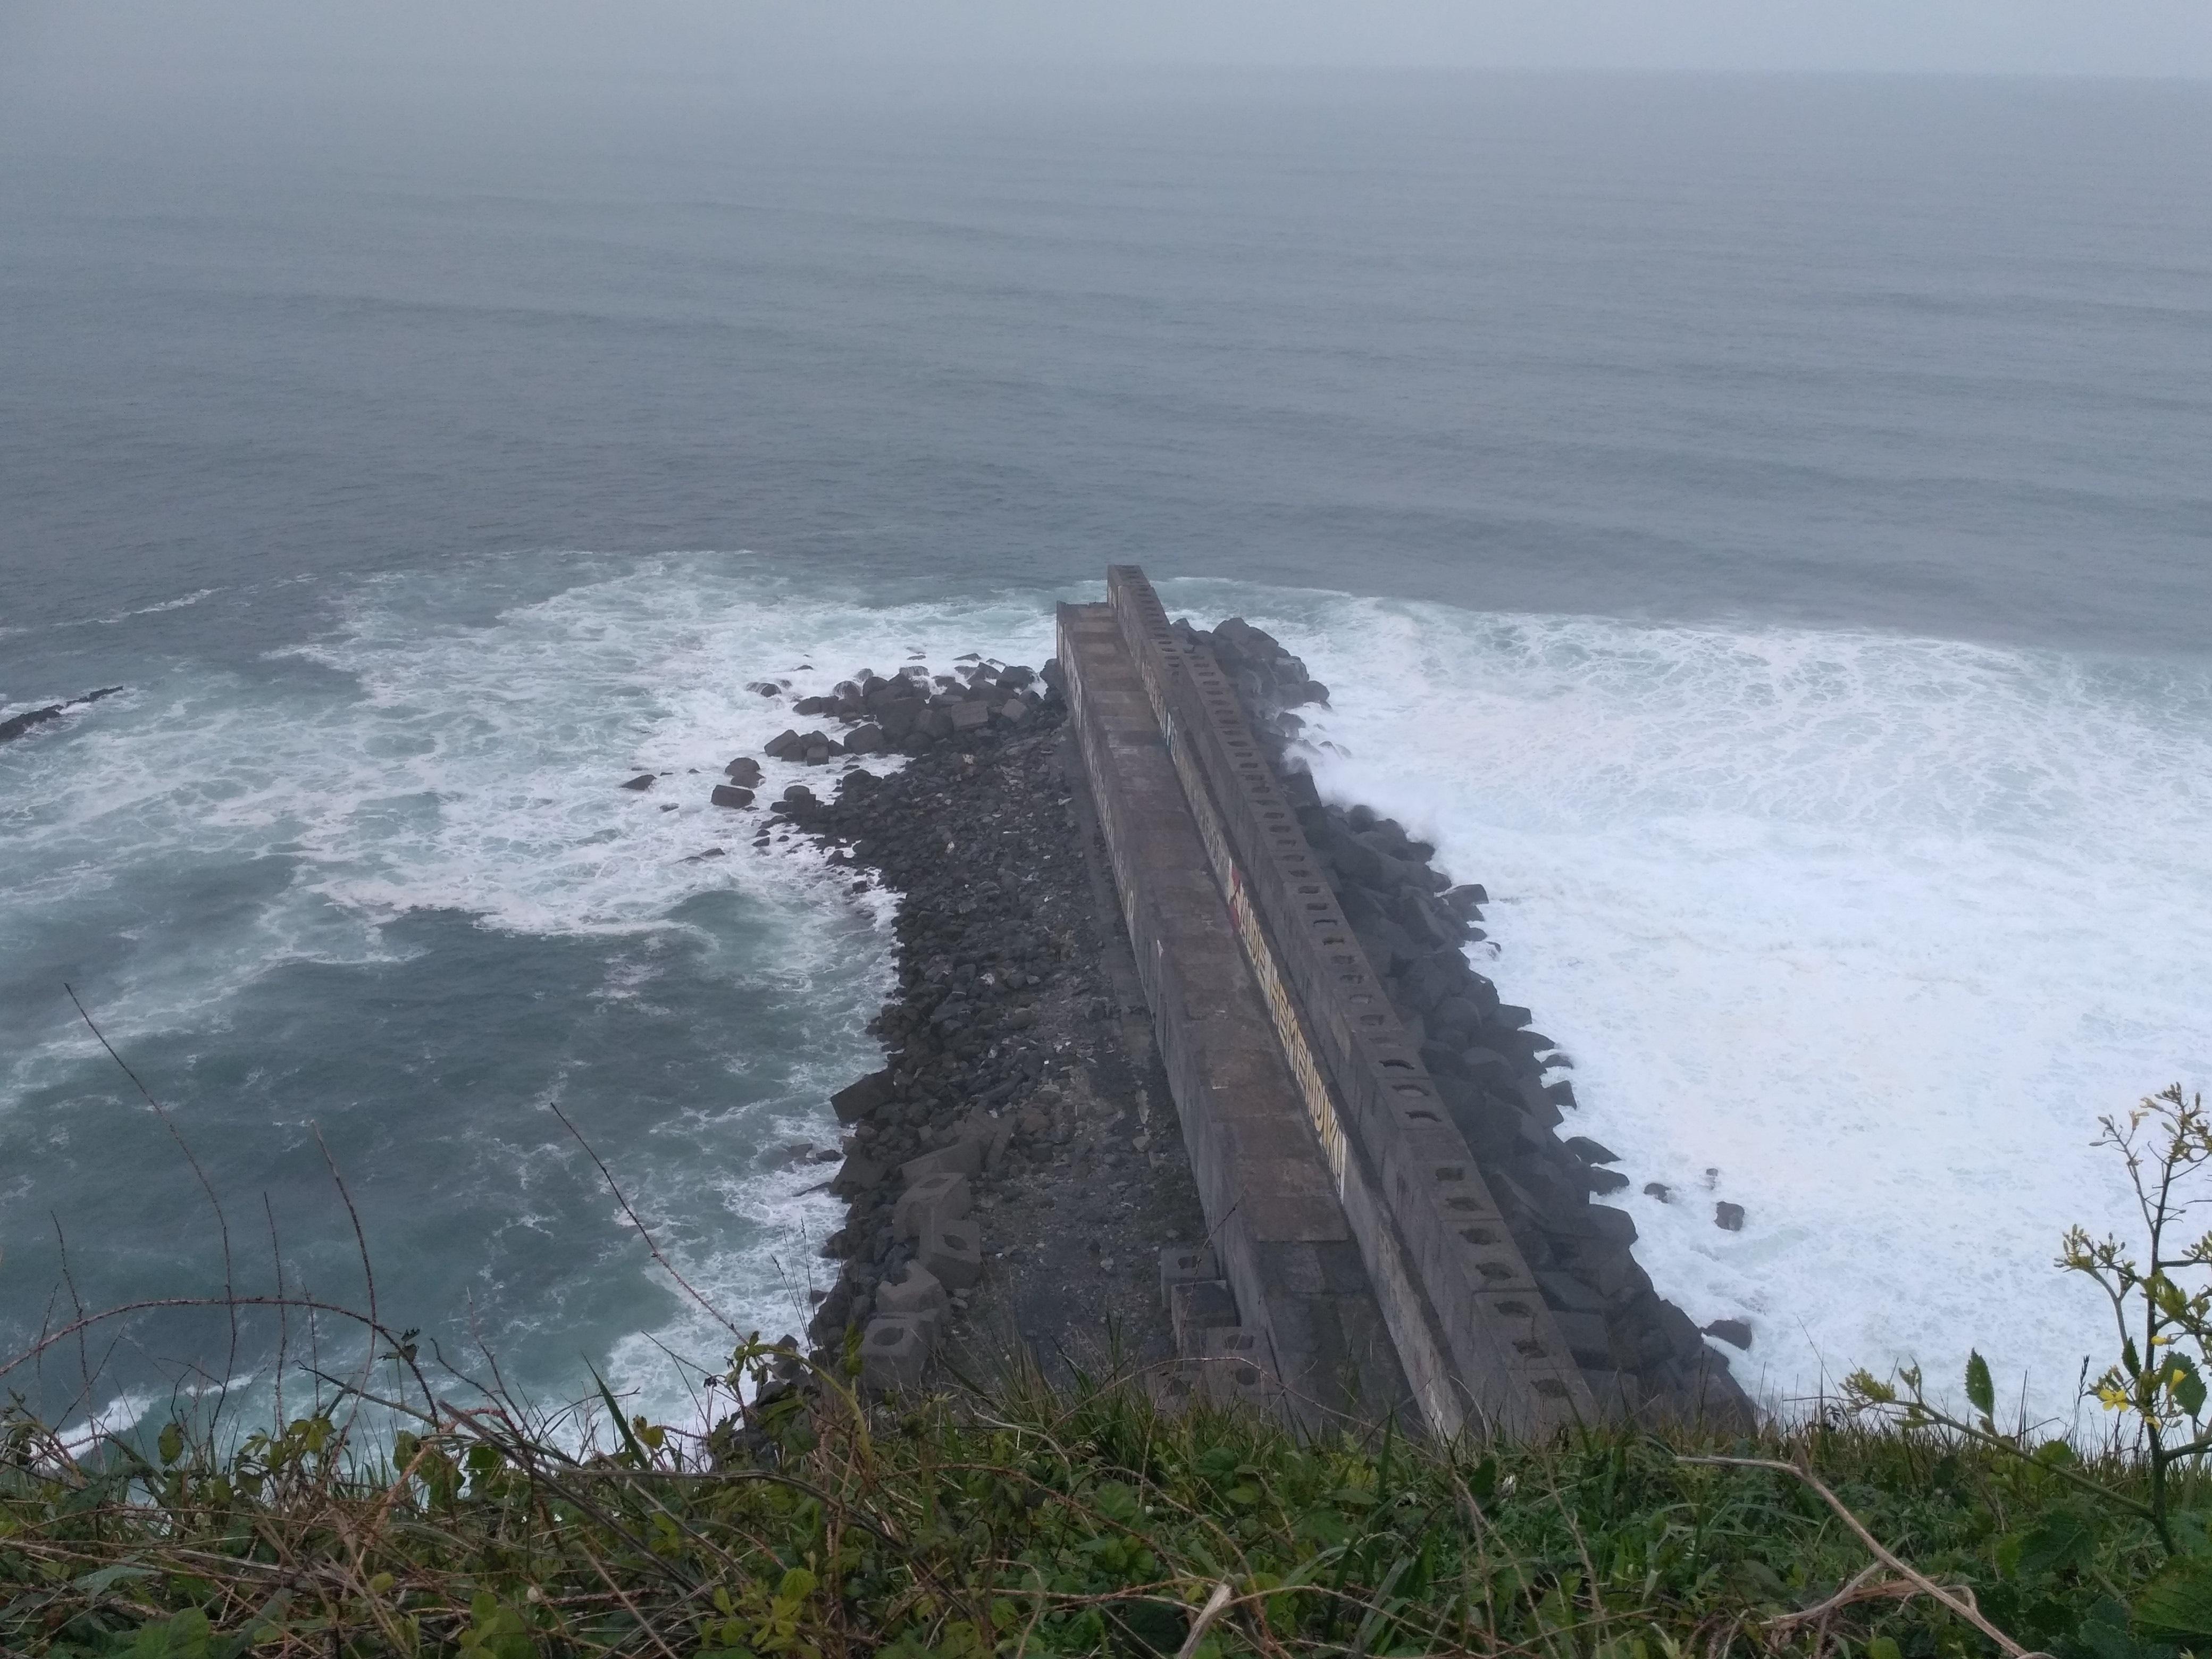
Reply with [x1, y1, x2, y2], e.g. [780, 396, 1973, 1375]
[3, 70, 2208, 1426]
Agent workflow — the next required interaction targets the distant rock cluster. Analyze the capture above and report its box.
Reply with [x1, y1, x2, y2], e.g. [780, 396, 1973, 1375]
[0, 686, 124, 745]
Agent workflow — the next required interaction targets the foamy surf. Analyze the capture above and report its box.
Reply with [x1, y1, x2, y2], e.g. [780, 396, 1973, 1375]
[1167, 579, 2212, 1420]
[9, 554, 2208, 1435]
[0, 553, 1069, 1431]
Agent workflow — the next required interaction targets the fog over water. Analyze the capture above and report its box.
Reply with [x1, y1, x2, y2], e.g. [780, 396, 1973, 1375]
[3, 17, 2208, 1429]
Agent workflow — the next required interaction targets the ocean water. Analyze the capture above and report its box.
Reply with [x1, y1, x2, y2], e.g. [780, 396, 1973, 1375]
[2, 69, 2208, 1430]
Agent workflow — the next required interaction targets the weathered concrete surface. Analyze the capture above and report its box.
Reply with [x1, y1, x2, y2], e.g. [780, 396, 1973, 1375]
[1089, 568, 1596, 1439]
[1058, 601, 1414, 1429]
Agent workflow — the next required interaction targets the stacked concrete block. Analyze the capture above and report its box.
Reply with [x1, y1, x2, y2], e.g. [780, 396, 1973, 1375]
[892, 1171, 971, 1241]
[916, 1219, 983, 1291]
[859, 1316, 933, 1394]
[899, 1139, 983, 1184]
[876, 1262, 950, 1322]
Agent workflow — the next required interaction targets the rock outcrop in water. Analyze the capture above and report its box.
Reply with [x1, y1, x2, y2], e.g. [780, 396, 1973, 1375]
[0, 686, 124, 745]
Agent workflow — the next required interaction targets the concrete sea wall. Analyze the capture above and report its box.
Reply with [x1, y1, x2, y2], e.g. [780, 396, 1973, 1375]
[1076, 569, 1597, 1438]
[1058, 601, 1413, 1427]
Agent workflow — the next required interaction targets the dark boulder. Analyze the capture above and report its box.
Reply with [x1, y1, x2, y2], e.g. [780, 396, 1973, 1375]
[620, 774, 656, 791]
[0, 703, 65, 743]
[764, 729, 803, 760]
[1352, 915, 1419, 977]
[1460, 1047, 1518, 1090]
[845, 723, 885, 755]
[710, 784, 755, 808]
[832, 1069, 896, 1124]
[724, 757, 765, 786]
[1512, 1076, 1564, 1128]
[1703, 1318, 1753, 1350]
[1397, 889, 1463, 949]
[1328, 835, 1386, 888]
[1552, 1309, 1615, 1369]
[1396, 952, 1458, 1012]
[1715, 1202, 1746, 1233]
[1564, 1136, 1619, 1164]
[1536, 1269, 1607, 1315]
[1585, 1204, 1638, 1249]
[1429, 995, 1482, 1040]
[1419, 1041, 1470, 1080]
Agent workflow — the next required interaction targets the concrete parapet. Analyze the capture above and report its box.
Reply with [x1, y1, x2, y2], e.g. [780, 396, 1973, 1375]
[1058, 600, 1413, 1428]
[1159, 1245, 1219, 1302]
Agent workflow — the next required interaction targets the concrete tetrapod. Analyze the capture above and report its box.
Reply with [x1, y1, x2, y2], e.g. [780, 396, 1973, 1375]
[875, 1262, 950, 1321]
[860, 1316, 934, 1394]
[892, 1172, 972, 1241]
[914, 1218, 982, 1292]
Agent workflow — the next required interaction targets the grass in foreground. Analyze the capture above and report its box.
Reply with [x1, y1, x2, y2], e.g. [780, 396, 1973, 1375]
[3, 1343, 2204, 1659]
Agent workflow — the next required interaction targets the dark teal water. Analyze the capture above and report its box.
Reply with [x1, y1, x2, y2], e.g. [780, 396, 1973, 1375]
[2, 71, 2208, 1422]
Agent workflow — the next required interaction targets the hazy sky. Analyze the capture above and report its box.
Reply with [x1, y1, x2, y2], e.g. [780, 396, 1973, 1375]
[7, 0, 2212, 94]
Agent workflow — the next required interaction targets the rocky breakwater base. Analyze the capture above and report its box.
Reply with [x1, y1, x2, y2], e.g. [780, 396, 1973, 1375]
[715, 657, 1208, 1400]
[1171, 614, 1752, 1426]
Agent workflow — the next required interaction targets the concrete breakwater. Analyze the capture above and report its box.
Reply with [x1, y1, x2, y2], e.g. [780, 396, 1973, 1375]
[1154, 599, 1752, 1428]
[720, 575, 1745, 1435]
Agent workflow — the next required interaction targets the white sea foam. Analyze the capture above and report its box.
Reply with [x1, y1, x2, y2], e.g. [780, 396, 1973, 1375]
[1168, 580, 2212, 1419]
[3, 557, 1060, 1066]
[0, 586, 222, 641]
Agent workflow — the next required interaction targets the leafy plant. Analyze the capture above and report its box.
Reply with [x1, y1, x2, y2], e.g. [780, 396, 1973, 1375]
[1847, 1085, 2212, 1556]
